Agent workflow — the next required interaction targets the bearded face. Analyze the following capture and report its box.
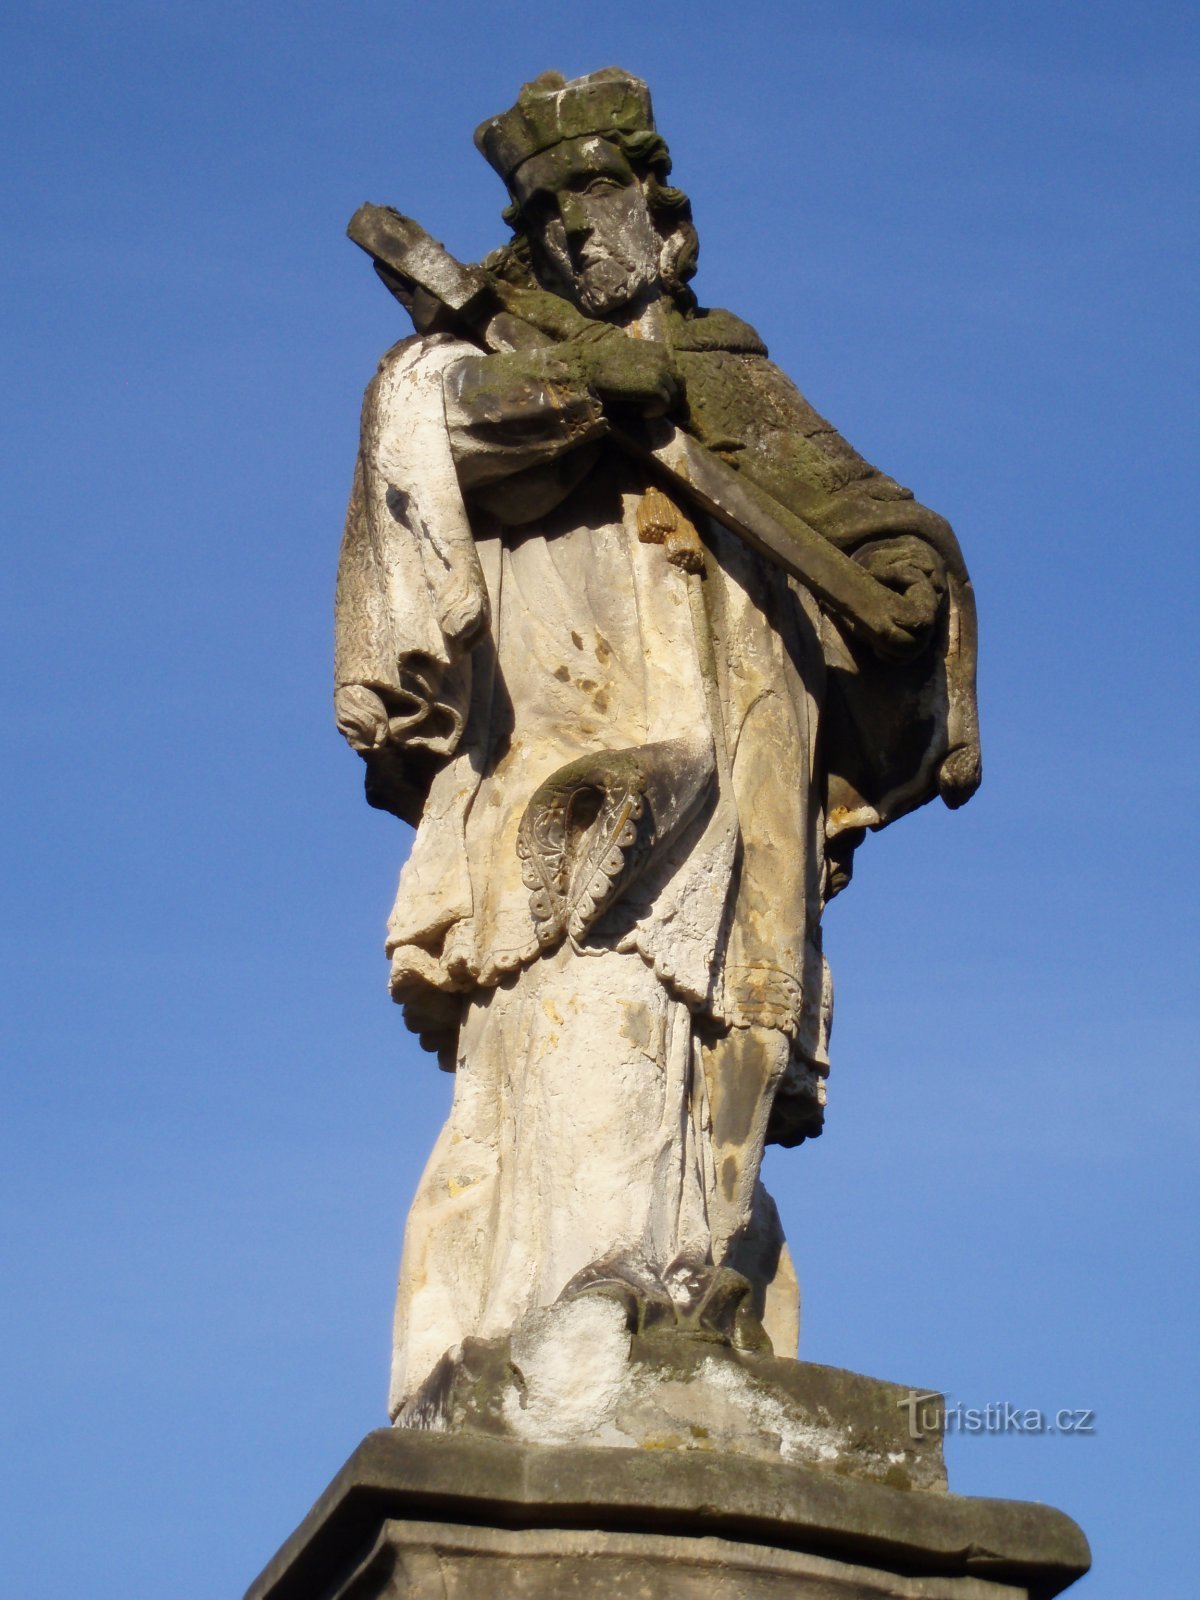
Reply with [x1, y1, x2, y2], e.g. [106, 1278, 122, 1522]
[511, 135, 662, 317]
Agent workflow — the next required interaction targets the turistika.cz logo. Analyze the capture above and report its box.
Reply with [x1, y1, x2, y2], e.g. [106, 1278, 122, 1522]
[898, 1391, 1096, 1441]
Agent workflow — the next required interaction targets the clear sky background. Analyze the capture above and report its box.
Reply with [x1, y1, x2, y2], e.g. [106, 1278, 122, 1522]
[2, 3, 1196, 1596]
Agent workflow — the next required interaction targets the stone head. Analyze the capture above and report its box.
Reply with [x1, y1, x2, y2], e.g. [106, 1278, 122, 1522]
[476, 69, 699, 317]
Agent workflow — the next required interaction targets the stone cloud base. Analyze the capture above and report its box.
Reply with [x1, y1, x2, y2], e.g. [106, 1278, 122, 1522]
[244, 1430, 1089, 1600]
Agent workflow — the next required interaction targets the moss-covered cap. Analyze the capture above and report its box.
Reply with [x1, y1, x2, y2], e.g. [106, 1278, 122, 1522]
[475, 68, 655, 184]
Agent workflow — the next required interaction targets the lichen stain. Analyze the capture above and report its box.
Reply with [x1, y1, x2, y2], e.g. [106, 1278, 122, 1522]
[708, 1031, 774, 1151]
[720, 1154, 739, 1200]
[617, 999, 654, 1053]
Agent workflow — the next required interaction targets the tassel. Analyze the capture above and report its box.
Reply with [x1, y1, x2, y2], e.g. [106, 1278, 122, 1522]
[636, 484, 706, 574]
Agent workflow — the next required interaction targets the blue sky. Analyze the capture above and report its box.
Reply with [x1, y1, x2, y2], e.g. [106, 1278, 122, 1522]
[2, 3, 1196, 1596]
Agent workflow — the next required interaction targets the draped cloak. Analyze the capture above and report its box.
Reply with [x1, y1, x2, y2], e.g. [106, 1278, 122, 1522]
[334, 305, 980, 1405]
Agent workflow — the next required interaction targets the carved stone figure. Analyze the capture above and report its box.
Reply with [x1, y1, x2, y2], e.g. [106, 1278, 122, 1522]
[334, 69, 980, 1422]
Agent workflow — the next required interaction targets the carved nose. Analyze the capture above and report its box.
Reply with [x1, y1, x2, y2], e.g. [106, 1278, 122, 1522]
[558, 193, 592, 242]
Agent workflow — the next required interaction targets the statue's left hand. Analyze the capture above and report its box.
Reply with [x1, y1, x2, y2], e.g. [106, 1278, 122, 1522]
[852, 536, 947, 657]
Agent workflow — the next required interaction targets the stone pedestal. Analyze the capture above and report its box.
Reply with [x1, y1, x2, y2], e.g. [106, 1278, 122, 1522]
[245, 1429, 1089, 1599]
[398, 1300, 950, 1492]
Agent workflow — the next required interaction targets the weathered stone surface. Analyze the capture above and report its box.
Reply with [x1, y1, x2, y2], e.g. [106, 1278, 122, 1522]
[338, 65, 982, 1423]
[241, 67, 1085, 1600]
[397, 1296, 947, 1492]
[244, 1431, 1090, 1600]
[333, 1521, 1064, 1598]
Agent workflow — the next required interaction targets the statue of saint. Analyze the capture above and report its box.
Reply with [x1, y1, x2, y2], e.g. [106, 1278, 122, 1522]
[334, 69, 980, 1418]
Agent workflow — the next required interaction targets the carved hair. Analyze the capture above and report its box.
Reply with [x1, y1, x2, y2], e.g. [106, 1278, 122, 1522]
[488, 129, 699, 308]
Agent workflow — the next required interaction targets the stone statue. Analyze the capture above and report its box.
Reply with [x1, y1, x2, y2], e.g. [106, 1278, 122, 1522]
[334, 68, 980, 1425]
[245, 73, 1088, 1600]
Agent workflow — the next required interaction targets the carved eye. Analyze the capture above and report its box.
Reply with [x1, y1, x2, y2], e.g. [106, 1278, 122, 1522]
[523, 194, 556, 227]
[581, 174, 622, 196]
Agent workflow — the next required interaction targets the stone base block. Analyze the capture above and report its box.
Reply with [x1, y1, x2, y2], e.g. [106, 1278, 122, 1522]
[399, 1301, 949, 1491]
[245, 1431, 1089, 1600]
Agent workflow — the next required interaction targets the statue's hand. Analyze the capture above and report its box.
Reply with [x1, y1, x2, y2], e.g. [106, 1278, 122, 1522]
[335, 684, 392, 753]
[488, 282, 681, 415]
[853, 536, 947, 658]
[571, 327, 681, 417]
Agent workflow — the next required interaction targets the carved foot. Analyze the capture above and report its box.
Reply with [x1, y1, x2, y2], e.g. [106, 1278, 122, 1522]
[557, 1253, 772, 1354]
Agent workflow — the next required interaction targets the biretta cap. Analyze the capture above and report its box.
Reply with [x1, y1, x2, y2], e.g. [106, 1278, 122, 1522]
[475, 68, 655, 185]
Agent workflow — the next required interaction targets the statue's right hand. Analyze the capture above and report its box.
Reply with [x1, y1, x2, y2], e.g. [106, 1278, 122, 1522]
[335, 685, 392, 753]
[572, 328, 681, 417]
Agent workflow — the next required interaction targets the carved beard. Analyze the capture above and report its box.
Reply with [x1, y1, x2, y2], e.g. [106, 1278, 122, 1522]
[533, 190, 663, 318]
[571, 241, 660, 317]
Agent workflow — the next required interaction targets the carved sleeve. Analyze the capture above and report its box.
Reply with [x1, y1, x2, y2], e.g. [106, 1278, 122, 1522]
[442, 350, 607, 490]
